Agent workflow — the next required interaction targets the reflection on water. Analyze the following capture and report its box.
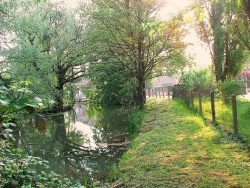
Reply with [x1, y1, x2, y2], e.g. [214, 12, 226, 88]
[16, 104, 129, 182]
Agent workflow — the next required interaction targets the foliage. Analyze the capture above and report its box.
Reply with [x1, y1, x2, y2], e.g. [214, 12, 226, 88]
[192, 0, 248, 83]
[0, 143, 83, 188]
[0, 0, 17, 45]
[1, 0, 88, 111]
[179, 67, 215, 92]
[86, 59, 137, 106]
[0, 84, 39, 141]
[0, 85, 85, 187]
[219, 79, 242, 102]
[125, 109, 144, 138]
[85, 0, 189, 109]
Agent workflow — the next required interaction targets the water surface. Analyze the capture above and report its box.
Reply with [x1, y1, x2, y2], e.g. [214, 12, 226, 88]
[16, 104, 129, 182]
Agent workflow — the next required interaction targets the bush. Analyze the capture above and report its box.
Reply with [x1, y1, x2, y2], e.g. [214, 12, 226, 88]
[0, 143, 83, 188]
[179, 68, 215, 93]
[219, 79, 242, 103]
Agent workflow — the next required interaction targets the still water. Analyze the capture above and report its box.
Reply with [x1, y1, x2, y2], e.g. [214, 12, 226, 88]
[16, 104, 130, 182]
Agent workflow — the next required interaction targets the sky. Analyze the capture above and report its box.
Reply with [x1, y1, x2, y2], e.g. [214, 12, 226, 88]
[159, 0, 211, 69]
[53, 0, 211, 69]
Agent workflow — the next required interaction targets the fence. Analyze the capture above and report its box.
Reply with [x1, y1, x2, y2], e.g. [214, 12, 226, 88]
[172, 86, 240, 136]
[145, 86, 173, 99]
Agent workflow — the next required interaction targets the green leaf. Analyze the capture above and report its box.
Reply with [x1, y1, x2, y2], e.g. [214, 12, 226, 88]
[24, 105, 35, 113]
[17, 98, 30, 106]
[236, 0, 242, 7]
[149, 29, 155, 36]
[0, 99, 10, 106]
[0, 86, 7, 90]
[4, 129, 13, 133]
[12, 148, 24, 153]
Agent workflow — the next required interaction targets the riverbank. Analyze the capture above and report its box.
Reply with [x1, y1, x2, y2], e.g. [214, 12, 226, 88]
[112, 98, 250, 187]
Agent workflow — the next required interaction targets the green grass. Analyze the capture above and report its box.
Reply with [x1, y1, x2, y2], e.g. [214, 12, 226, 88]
[192, 96, 250, 141]
[126, 109, 144, 138]
[112, 98, 250, 188]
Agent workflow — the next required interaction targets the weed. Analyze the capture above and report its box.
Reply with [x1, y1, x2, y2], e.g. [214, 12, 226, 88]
[125, 109, 144, 138]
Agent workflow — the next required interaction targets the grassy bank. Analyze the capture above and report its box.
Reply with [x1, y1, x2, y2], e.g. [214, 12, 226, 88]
[192, 97, 250, 141]
[113, 98, 250, 188]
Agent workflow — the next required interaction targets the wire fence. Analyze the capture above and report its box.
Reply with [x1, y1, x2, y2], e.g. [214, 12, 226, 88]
[172, 85, 243, 137]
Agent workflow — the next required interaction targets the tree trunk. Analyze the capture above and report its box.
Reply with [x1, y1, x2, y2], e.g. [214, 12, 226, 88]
[54, 84, 64, 112]
[136, 0, 145, 110]
[242, 0, 250, 21]
[223, 33, 230, 81]
[135, 76, 145, 109]
[212, 1, 224, 83]
[54, 69, 65, 112]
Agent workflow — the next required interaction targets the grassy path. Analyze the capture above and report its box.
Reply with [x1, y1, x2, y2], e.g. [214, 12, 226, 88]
[113, 99, 250, 188]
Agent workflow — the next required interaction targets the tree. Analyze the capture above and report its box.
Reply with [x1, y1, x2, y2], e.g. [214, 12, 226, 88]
[85, 0, 188, 109]
[233, 0, 250, 53]
[179, 67, 215, 92]
[0, 0, 16, 45]
[0, 0, 19, 87]
[86, 57, 137, 106]
[238, 0, 250, 20]
[2, 0, 88, 111]
[193, 0, 247, 83]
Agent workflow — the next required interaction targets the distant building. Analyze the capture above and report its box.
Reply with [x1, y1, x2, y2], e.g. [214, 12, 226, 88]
[75, 79, 89, 101]
[238, 68, 250, 81]
[151, 76, 177, 88]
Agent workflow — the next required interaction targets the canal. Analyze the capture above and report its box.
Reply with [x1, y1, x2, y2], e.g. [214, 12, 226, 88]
[15, 104, 130, 184]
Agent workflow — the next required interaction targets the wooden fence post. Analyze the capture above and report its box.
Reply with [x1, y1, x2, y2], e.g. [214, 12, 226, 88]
[155, 88, 158, 98]
[232, 95, 238, 135]
[210, 91, 216, 123]
[198, 92, 202, 114]
[148, 88, 151, 97]
[162, 88, 165, 98]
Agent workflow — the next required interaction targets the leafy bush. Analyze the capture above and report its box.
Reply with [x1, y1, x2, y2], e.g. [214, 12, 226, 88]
[179, 68, 215, 93]
[0, 143, 84, 188]
[0, 85, 37, 142]
[219, 79, 242, 103]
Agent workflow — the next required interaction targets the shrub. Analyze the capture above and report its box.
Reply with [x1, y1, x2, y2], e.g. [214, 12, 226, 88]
[0, 143, 83, 188]
[219, 79, 242, 103]
[179, 68, 215, 93]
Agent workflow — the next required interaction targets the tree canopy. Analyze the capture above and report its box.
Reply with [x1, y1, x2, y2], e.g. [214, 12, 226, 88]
[193, 0, 249, 83]
[1, 0, 88, 111]
[84, 0, 188, 108]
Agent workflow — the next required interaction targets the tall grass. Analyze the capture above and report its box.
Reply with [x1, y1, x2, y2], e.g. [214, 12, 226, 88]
[125, 109, 144, 138]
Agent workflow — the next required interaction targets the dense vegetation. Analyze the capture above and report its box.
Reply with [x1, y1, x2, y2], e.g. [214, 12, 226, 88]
[0, 0, 189, 110]
[1, 0, 249, 110]
[1, 0, 250, 187]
